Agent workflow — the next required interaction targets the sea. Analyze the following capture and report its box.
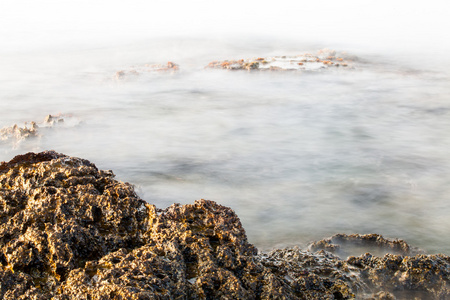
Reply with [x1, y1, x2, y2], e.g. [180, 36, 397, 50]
[1, 1, 450, 254]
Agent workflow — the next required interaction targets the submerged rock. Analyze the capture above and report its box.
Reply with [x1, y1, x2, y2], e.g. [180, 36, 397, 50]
[115, 61, 179, 80]
[0, 151, 449, 299]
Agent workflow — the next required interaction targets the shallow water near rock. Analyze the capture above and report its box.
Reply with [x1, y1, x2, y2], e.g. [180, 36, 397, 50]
[1, 38, 450, 255]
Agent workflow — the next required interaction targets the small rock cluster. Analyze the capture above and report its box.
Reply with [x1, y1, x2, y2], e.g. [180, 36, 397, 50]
[0, 122, 39, 143]
[206, 49, 354, 71]
[0, 115, 70, 147]
[0, 151, 449, 299]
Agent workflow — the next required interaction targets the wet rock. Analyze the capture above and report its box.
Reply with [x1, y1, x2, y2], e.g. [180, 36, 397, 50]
[0, 122, 38, 143]
[0, 151, 449, 299]
[257, 247, 360, 299]
[347, 253, 450, 299]
[43, 114, 65, 126]
[206, 49, 354, 71]
[0, 114, 80, 147]
[308, 233, 425, 258]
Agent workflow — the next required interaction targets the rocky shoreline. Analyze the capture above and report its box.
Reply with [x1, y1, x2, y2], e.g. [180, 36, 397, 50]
[113, 49, 357, 80]
[0, 151, 448, 299]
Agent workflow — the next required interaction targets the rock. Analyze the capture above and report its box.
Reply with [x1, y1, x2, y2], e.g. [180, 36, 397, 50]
[115, 62, 179, 80]
[0, 114, 79, 147]
[0, 122, 38, 143]
[308, 233, 425, 258]
[206, 49, 354, 71]
[0, 151, 449, 299]
[44, 114, 65, 125]
[0, 151, 148, 299]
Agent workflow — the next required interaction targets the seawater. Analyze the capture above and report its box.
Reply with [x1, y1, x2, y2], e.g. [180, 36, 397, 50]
[1, 38, 450, 254]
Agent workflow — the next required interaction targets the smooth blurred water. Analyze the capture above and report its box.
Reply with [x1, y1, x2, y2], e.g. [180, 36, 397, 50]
[1, 38, 450, 254]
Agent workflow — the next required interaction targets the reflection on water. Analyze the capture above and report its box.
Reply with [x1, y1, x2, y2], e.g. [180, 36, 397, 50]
[1, 39, 450, 254]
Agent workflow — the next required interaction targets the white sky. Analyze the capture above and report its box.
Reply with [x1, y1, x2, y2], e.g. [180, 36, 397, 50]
[1, 0, 449, 53]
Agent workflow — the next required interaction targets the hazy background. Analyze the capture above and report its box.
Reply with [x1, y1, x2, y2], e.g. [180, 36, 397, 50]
[1, 0, 450, 55]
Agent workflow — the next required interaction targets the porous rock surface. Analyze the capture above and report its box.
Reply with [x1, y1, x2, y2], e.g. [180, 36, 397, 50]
[0, 151, 449, 299]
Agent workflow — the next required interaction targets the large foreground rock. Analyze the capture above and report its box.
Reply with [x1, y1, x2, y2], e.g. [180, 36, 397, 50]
[0, 151, 449, 299]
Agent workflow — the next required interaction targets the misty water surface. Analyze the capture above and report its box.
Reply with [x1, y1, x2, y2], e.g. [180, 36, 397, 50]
[1, 38, 450, 254]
